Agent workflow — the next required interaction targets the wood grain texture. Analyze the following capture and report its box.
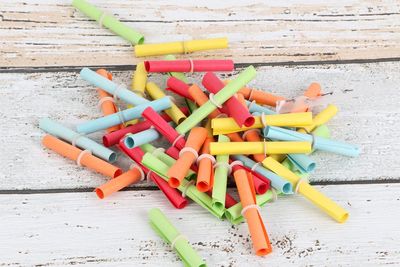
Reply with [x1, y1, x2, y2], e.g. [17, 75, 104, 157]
[0, 184, 398, 266]
[1, 0, 400, 67]
[1, 62, 399, 190]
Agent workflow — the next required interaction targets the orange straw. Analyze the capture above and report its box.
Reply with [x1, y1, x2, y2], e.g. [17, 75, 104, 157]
[196, 136, 215, 192]
[96, 69, 121, 133]
[95, 168, 143, 199]
[233, 167, 272, 256]
[167, 127, 207, 188]
[42, 134, 122, 178]
[242, 129, 265, 162]
[291, 82, 322, 113]
[188, 84, 221, 118]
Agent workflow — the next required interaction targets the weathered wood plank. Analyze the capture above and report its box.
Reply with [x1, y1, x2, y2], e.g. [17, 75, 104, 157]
[1, 0, 400, 67]
[1, 62, 399, 190]
[0, 184, 398, 266]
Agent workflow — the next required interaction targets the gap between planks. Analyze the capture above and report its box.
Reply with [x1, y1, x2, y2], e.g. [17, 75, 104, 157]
[2, 57, 400, 73]
[0, 179, 400, 195]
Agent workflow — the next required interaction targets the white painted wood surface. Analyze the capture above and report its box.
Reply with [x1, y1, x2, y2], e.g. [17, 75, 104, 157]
[1, 0, 400, 67]
[0, 184, 399, 266]
[1, 62, 399, 190]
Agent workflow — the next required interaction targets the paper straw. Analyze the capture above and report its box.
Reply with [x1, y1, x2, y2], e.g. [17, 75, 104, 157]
[80, 68, 148, 106]
[72, 0, 144, 44]
[202, 72, 254, 127]
[135, 37, 228, 57]
[298, 104, 338, 134]
[95, 168, 143, 199]
[232, 155, 292, 194]
[126, 62, 148, 125]
[145, 82, 187, 124]
[211, 112, 313, 135]
[196, 137, 215, 192]
[140, 144, 196, 181]
[144, 59, 234, 73]
[118, 144, 187, 209]
[39, 118, 117, 162]
[149, 208, 206, 267]
[263, 126, 360, 157]
[242, 129, 265, 162]
[176, 66, 257, 134]
[166, 76, 194, 100]
[239, 165, 271, 195]
[237, 84, 285, 107]
[225, 190, 274, 225]
[233, 168, 272, 256]
[168, 127, 208, 188]
[142, 153, 224, 219]
[142, 107, 186, 149]
[124, 128, 160, 149]
[188, 83, 222, 118]
[164, 55, 198, 113]
[42, 134, 121, 178]
[95, 69, 120, 132]
[76, 97, 171, 134]
[102, 108, 188, 147]
[210, 141, 311, 155]
[262, 156, 349, 223]
[211, 135, 230, 212]
[246, 100, 276, 115]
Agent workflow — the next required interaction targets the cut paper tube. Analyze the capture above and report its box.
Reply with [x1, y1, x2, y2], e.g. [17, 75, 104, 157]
[263, 126, 360, 157]
[284, 124, 331, 173]
[145, 82, 187, 124]
[167, 76, 194, 100]
[212, 135, 230, 212]
[246, 100, 275, 115]
[206, 191, 238, 209]
[165, 146, 200, 174]
[164, 55, 198, 113]
[149, 208, 207, 267]
[95, 168, 143, 199]
[135, 37, 228, 57]
[210, 141, 312, 155]
[196, 137, 215, 192]
[102, 108, 188, 147]
[144, 59, 234, 73]
[39, 118, 117, 162]
[42, 134, 122, 178]
[237, 84, 285, 107]
[72, 0, 144, 44]
[140, 144, 196, 181]
[80, 68, 149, 106]
[188, 83, 223, 118]
[240, 165, 270, 195]
[142, 153, 225, 219]
[176, 66, 257, 134]
[126, 62, 148, 125]
[202, 72, 254, 127]
[233, 155, 292, 194]
[211, 112, 313, 135]
[76, 96, 171, 134]
[118, 144, 188, 209]
[167, 127, 208, 188]
[233, 167, 272, 256]
[142, 107, 186, 149]
[242, 129, 264, 162]
[298, 104, 338, 134]
[262, 156, 349, 223]
[225, 190, 274, 225]
[95, 69, 120, 133]
[124, 127, 160, 149]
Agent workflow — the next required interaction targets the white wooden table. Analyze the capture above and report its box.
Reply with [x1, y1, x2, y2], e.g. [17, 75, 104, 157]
[1, 1, 400, 266]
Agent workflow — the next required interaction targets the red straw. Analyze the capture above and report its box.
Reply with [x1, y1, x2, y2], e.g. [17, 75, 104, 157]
[144, 59, 234, 73]
[118, 143, 188, 209]
[103, 107, 189, 147]
[202, 72, 255, 127]
[142, 107, 186, 150]
[166, 77, 194, 100]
